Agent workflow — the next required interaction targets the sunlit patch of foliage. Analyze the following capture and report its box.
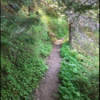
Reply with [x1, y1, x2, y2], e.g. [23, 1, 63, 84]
[38, 8, 68, 39]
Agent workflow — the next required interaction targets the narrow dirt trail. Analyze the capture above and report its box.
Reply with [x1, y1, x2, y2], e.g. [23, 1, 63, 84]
[34, 37, 65, 100]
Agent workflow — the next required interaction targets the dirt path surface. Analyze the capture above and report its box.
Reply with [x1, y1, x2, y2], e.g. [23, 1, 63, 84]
[34, 37, 65, 100]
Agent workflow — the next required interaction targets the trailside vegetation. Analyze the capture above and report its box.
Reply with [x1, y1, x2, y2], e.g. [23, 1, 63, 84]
[1, 0, 52, 99]
[1, 0, 99, 99]
[57, 0, 99, 99]
[59, 43, 99, 100]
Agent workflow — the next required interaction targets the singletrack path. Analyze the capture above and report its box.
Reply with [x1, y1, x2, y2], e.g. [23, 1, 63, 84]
[34, 37, 65, 100]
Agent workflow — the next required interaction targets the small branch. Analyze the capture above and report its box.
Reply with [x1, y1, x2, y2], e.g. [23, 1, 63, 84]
[16, 26, 26, 34]
[10, 26, 27, 37]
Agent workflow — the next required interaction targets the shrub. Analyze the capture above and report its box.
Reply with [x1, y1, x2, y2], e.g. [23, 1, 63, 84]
[59, 43, 99, 100]
[1, 9, 52, 99]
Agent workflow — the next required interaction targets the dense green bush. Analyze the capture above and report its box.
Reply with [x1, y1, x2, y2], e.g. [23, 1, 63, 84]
[59, 43, 99, 100]
[47, 17, 68, 39]
[1, 8, 52, 99]
[38, 9, 68, 39]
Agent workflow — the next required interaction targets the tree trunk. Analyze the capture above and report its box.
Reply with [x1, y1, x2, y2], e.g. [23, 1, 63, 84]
[96, 13, 99, 18]
[28, 0, 34, 16]
[28, 6, 33, 16]
[68, 20, 73, 49]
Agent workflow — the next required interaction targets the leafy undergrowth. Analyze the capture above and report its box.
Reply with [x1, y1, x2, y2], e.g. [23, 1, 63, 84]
[47, 17, 68, 39]
[1, 9, 52, 99]
[59, 43, 99, 100]
[39, 9, 68, 39]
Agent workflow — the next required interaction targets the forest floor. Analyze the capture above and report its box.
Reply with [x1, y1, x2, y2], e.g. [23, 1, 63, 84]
[34, 37, 65, 100]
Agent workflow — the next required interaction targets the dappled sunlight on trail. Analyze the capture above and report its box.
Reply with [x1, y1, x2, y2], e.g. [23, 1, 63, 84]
[54, 37, 66, 45]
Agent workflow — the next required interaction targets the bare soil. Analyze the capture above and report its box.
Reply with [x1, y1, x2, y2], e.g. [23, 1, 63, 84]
[34, 37, 65, 100]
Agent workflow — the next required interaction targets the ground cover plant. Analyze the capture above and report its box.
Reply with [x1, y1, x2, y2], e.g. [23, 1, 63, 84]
[59, 43, 99, 100]
[1, 3, 52, 99]
[38, 9, 68, 39]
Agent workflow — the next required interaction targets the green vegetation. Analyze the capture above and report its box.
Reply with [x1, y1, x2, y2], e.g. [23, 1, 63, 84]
[55, 0, 98, 13]
[1, 0, 99, 100]
[59, 43, 99, 100]
[39, 9, 68, 39]
[1, 2, 68, 98]
[47, 17, 68, 39]
[1, 4, 52, 99]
